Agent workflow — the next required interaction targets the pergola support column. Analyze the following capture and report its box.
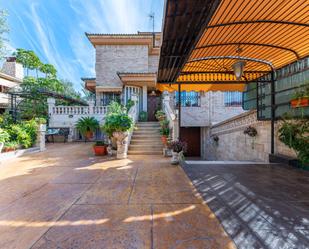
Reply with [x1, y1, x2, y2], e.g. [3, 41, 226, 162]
[270, 71, 276, 155]
[178, 83, 181, 140]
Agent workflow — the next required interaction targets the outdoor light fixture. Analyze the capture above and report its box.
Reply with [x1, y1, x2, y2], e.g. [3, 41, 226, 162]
[232, 45, 246, 80]
[232, 61, 246, 80]
[150, 90, 156, 96]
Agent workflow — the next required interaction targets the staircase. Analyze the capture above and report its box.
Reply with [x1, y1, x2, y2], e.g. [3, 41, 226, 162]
[128, 122, 163, 155]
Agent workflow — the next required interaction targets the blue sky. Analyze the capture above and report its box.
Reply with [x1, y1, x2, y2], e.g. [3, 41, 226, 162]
[2, 0, 164, 92]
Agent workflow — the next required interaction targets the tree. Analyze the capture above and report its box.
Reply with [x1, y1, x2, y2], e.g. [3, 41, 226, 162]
[15, 49, 42, 77]
[0, 10, 9, 60]
[39, 63, 57, 78]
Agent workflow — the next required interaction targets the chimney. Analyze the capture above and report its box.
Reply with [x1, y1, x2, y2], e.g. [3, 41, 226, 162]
[1, 57, 24, 80]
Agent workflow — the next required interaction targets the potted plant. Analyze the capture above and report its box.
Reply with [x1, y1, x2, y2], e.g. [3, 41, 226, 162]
[290, 84, 309, 108]
[168, 140, 187, 165]
[155, 110, 166, 121]
[212, 135, 219, 145]
[76, 117, 99, 141]
[3, 141, 19, 152]
[139, 111, 148, 122]
[0, 128, 9, 152]
[278, 118, 309, 168]
[93, 141, 108, 156]
[244, 126, 258, 149]
[102, 105, 134, 159]
[160, 127, 170, 145]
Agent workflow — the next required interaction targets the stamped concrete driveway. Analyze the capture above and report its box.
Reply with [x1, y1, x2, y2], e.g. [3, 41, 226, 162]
[182, 161, 309, 249]
[0, 143, 235, 249]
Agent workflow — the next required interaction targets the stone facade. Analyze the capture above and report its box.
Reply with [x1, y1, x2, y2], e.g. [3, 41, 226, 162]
[202, 110, 296, 162]
[170, 91, 245, 127]
[95, 45, 149, 89]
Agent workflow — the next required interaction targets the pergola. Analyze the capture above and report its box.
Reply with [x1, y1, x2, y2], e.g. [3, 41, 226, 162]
[157, 0, 309, 154]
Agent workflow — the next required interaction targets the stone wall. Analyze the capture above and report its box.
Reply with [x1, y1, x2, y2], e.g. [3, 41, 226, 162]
[95, 45, 149, 88]
[202, 110, 297, 162]
[169, 91, 245, 127]
[148, 55, 159, 72]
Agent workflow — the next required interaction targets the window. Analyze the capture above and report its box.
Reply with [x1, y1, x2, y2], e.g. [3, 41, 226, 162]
[175, 91, 200, 107]
[224, 92, 243, 107]
[100, 93, 120, 106]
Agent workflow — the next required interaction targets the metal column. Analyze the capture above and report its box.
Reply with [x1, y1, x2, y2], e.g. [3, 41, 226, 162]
[270, 71, 276, 154]
[178, 83, 181, 140]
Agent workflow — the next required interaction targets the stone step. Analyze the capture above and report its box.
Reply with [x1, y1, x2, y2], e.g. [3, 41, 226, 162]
[128, 150, 162, 155]
[135, 127, 161, 130]
[129, 144, 163, 150]
[133, 130, 160, 134]
[130, 139, 162, 145]
[136, 123, 160, 127]
[131, 134, 162, 140]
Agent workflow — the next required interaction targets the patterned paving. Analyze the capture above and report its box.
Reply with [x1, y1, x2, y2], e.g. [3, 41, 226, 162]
[0, 143, 235, 249]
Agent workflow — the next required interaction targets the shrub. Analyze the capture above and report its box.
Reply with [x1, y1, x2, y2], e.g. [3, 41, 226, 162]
[125, 99, 135, 112]
[160, 127, 170, 136]
[139, 111, 148, 122]
[159, 119, 169, 129]
[9, 124, 32, 148]
[76, 117, 99, 136]
[279, 118, 309, 166]
[102, 102, 134, 137]
[0, 128, 9, 143]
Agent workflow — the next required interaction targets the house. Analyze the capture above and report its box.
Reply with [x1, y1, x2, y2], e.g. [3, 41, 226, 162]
[49, 31, 245, 157]
[0, 57, 23, 113]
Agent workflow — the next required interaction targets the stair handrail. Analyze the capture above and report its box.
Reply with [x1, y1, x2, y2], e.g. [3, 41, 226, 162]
[162, 95, 178, 140]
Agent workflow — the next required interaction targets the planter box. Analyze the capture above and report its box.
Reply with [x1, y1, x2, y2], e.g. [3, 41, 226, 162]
[290, 97, 309, 108]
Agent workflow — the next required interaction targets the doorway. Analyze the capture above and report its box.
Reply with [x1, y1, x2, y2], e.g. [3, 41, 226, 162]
[147, 95, 160, 121]
[180, 127, 201, 157]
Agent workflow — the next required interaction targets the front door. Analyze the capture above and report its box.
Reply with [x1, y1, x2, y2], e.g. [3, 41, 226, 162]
[147, 95, 160, 121]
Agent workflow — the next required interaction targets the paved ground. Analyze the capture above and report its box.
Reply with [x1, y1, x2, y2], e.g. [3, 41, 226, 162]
[0, 143, 235, 249]
[182, 161, 309, 249]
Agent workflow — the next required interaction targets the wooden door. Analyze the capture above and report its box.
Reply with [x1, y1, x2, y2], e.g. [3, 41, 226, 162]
[147, 95, 160, 121]
[180, 127, 201, 157]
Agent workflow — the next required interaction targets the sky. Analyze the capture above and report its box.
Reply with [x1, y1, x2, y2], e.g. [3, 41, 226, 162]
[2, 0, 164, 92]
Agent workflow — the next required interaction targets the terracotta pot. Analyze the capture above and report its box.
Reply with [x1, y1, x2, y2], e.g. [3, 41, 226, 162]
[85, 131, 94, 140]
[291, 97, 309, 108]
[93, 145, 107, 156]
[3, 147, 15, 152]
[161, 136, 168, 145]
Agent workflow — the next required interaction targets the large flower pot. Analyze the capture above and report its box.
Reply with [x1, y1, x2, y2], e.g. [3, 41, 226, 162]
[291, 97, 309, 108]
[161, 136, 168, 145]
[113, 131, 129, 159]
[171, 151, 179, 165]
[85, 131, 94, 140]
[93, 145, 107, 156]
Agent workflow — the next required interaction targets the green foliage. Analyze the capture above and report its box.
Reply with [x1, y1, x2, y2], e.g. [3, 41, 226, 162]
[102, 101, 134, 137]
[159, 119, 169, 129]
[39, 63, 57, 77]
[4, 141, 18, 150]
[8, 124, 32, 148]
[0, 10, 9, 59]
[0, 128, 9, 143]
[75, 117, 99, 136]
[15, 48, 41, 76]
[292, 82, 309, 99]
[279, 118, 309, 166]
[155, 110, 166, 120]
[160, 127, 170, 136]
[0, 112, 13, 128]
[139, 111, 147, 122]
[125, 99, 135, 112]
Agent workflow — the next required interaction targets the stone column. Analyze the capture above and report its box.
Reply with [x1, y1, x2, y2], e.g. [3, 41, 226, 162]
[88, 100, 94, 115]
[47, 98, 55, 116]
[142, 85, 147, 112]
[36, 124, 46, 152]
